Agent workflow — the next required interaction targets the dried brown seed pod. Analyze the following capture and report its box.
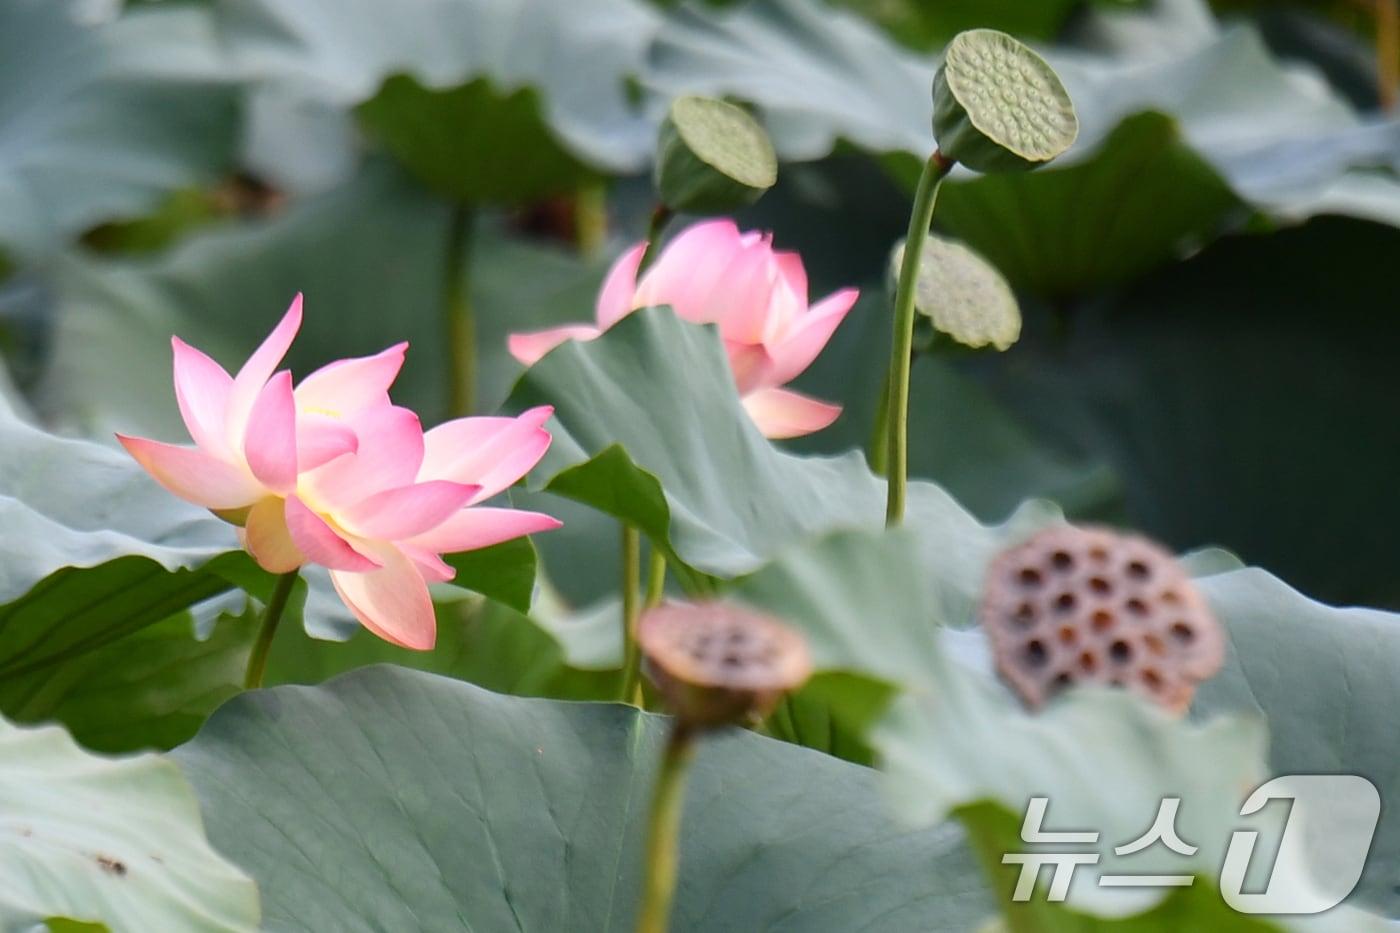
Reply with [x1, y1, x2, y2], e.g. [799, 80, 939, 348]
[979, 525, 1224, 714]
[639, 600, 813, 728]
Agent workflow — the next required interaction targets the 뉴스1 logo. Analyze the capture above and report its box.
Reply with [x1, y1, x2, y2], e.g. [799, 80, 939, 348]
[1000, 774, 1381, 914]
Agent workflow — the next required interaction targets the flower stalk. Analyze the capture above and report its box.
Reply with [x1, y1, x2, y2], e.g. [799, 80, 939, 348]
[637, 203, 674, 273]
[632, 602, 812, 932]
[634, 721, 696, 933]
[444, 204, 477, 416]
[619, 525, 643, 703]
[243, 570, 299, 690]
[885, 150, 952, 525]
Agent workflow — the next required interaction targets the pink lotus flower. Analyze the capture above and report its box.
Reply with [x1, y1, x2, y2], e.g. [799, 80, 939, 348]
[118, 294, 560, 650]
[508, 219, 858, 438]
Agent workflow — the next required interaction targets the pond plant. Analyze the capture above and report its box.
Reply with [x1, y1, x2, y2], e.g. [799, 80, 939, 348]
[2, 9, 1398, 933]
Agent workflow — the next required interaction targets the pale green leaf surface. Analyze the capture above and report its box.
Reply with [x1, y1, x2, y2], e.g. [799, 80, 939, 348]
[215, 0, 660, 173]
[0, 0, 239, 263]
[0, 717, 258, 931]
[174, 666, 991, 932]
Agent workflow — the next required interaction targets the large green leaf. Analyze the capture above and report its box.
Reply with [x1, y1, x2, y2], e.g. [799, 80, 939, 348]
[173, 665, 991, 931]
[0, 716, 258, 931]
[0, 401, 244, 680]
[733, 529, 1392, 928]
[0, 605, 253, 754]
[215, 0, 660, 190]
[1191, 566, 1400, 917]
[505, 308, 1045, 601]
[0, 0, 239, 265]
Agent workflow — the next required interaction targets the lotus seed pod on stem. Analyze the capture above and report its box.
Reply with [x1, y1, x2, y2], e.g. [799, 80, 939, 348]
[932, 29, 1078, 174]
[654, 96, 777, 214]
[639, 600, 813, 729]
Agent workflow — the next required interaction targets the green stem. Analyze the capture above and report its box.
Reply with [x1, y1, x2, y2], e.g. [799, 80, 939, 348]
[868, 364, 893, 476]
[638, 204, 675, 274]
[243, 571, 298, 690]
[885, 151, 952, 525]
[624, 547, 669, 705]
[635, 722, 697, 933]
[644, 548, 667, 609]
[444, 204, 477, 416]
[575, 180, 609, 257]
[619, 525, 643, 703]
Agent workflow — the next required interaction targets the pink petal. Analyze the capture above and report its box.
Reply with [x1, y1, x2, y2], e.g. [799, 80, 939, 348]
[244, 496, 305, 573]
[775, 251, 808, 305]
[725, 341, 777, 396]
[633, 219, 743, 320]
[296, 413, 358, 471]
[284, 496, 380, 571]
[116, 434, 261, 510]
[741, 386, 842, 439]
[171, 337, 233, 458]
[294, 342, 407, 416]
[507, 325, 601, 366]
[226, 294, 303, 446]
[338, 480, 481, 541]
[243, 371, 298, 494]
[330, 545, 437, 650]
[302, 405, 425, 508]
[405, 507, 562, 554]
[418, 405, 553, 499]
[766, 287, 859, 386]
[595, 242, 647, 329]
[399, 543, 457, 583]
[708, 234, 780, 342]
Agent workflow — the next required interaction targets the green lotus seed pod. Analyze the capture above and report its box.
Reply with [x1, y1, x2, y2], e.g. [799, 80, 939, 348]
[654, 96, 777, 213]
[932, 29, 1077, 174]
[889, 233, 1021, 350]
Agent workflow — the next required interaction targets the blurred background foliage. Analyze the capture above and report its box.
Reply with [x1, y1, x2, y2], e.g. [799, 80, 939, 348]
[1, 0, 1397, 613]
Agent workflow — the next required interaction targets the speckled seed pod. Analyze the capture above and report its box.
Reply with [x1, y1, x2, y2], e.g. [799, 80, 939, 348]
[980, 525, 1224, 714]
[639, 601, 812, 728]
[932, 29, 1078, 173]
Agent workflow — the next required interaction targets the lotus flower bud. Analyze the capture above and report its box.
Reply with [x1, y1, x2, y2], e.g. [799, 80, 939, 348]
[932, 29, 1077, 174]
[640, 600, 812, 728]
[980, 525, 1224, 714]
[654, 96, 777, 213]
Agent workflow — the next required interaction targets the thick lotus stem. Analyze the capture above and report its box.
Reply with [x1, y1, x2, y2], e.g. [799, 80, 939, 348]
[885, 151, 952, 524]
[244, 570, 298, 690]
